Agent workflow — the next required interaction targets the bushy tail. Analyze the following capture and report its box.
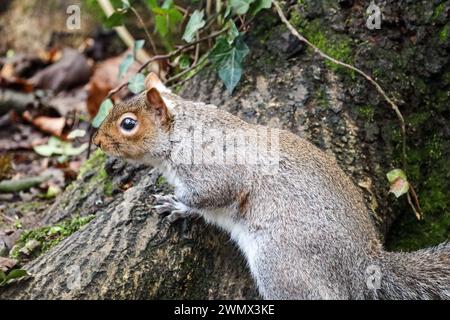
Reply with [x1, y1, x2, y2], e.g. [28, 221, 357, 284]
[371, 242, 450, 299]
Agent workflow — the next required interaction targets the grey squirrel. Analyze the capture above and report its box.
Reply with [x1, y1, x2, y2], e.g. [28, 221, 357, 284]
[93, 73, 450, 299]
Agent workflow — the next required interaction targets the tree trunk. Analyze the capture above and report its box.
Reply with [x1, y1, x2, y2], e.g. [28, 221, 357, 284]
[1, 0, 449, 299]
[0, 154, 258, 299]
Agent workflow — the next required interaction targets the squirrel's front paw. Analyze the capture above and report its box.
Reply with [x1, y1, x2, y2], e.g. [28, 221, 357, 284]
[152, 194, 195, 226]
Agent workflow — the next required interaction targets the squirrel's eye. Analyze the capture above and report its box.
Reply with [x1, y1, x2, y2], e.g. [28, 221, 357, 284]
[120, 118, 137, 131]
[117, 112, 139, 136]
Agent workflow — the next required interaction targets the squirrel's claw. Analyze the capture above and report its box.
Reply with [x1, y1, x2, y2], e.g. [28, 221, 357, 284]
[151, 193, 198, 244]
[152, 194, 179, 215]
[152, 193, 196, 224]
[160, 209, 191, 227]
[153, 203, 176, 215]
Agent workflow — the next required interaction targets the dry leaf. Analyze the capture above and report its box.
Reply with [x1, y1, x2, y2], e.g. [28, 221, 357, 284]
[25, 113, 66, 137]
[0, 62, 15, 79]
[0, 257, 18, 272]
[86, 53, 140, 118]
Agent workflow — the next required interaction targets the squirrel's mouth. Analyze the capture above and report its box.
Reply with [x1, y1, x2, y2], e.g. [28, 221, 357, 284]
[107, 147, 143, 162]
[97, 143, 119, 158]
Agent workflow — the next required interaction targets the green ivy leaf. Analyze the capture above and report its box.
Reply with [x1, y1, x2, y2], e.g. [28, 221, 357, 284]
[386, 169, 407, 183]
[62, 143, 88, 156]
[67, 129, 86, 140]
[155, 15, 169, 36]
[48, 226, 63, 235]
[230, 0, 256, 15]
[104, 12, 124, 28]
[33, 138, 88, 157]
[45, 185, 61, 198]
[168, 8, 183, 24]
[151, 7, 167, 15]
[210, 37, 249, 67]
[48, 136, 61, 147]
[178, 55, 191, 69]
[250, 0, 272, 15]
[128, 73, 146, 94]
[386, 169, 409, 198]
[57, 155, 68, 163]
[0, 270, 6, 284]
[6, 269, 28, 280]
[133, 39, 145, 59]
[227, 20, 240, 44]
[92, 99, 114, 128]
[224, 5, 232, 19]
[33, 136, 64, 156]
[152, 7, 183, 37]
[182, 10, 206, 43]
[210, 36, 249, 93]
[146, 0, 158, 9]
[4, 269, 28, 284]
[121, 0, 131, 9]
[118, 54, 134, 79]
[389, 178, 410, 198]
[33, 144, 58, 157]
[161, 0, 173, 9]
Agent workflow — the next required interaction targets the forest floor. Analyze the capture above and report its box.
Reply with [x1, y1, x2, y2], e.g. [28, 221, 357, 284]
[0, 26, 138, 275]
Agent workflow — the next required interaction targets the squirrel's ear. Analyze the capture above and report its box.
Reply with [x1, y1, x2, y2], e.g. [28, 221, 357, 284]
[145, 87, 172, 127]
[144, 72, 171, 93]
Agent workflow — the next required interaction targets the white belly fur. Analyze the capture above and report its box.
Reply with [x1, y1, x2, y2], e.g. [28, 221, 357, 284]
[201, 207, 258, 272]
[157, 165, 258, 271]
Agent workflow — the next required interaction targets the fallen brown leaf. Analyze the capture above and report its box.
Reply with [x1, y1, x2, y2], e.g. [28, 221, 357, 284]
[23, 111, 66, 137]
[0, 62, 15, 79]
[86, 52, 141, 118]
[0, 257, 18, 272]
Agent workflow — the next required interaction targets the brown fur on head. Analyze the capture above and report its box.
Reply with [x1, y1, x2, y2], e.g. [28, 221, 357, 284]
[93, 73, 172, 162]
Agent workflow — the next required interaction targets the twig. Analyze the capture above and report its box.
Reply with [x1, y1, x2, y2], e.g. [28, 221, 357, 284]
[193, 33, 201, 65]
[181, 6, 190, 24]
[273, 1, 421, 217]
[87, 124, 94, 159]
[238, 15, 246, 28]
[238, 14, 257, 32]
[408, 184, 422, 220]
[175, 5, 189, 15]
[96, 0, 152, 64]
[130, 6, 158, 54]
[171, 61, 211, 88]
[0, 175, 51, 193]
[0, 213, 15, 223]
[206, 0, 213, 18]
[216, 0, 223, 19]
[166, 55, 209, 84]
[107, 29, 227, 100]
[203, 11, 223, 36]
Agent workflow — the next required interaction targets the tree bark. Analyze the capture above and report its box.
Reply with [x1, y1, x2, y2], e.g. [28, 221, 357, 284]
[0, 157, 258, 299]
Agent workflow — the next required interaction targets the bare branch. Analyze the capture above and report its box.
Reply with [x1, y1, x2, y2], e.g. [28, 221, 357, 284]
[166, 56, 210, 85]
[130, 6, 158, 54]
[96, 0, 152, 64]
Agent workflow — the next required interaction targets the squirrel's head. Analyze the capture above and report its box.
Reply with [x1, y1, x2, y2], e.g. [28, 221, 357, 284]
[93, 73, 173, 163]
